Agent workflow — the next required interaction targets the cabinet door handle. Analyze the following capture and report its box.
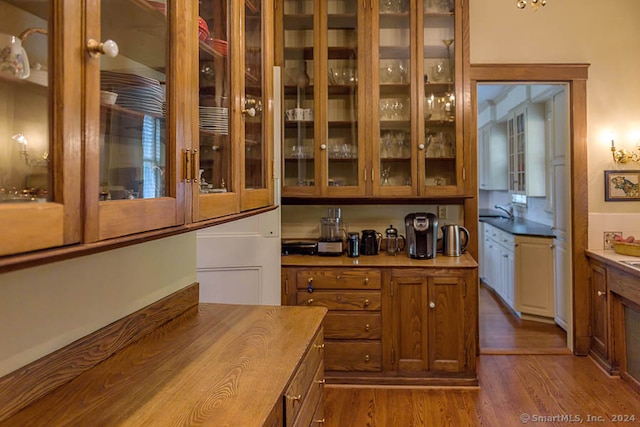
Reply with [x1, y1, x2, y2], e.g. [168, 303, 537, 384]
[419, 143, 425, 150]
[314, 419, 326, 425]
[365, 323, 370, 332]
[307, 298, 314, 305]
[315, 379, 326, 385]
[364, 354, 370, 362]
[429, 301, 436, 309]
[320, 143, 327, 150]
[87, 38, 119, 58]
[364, 277, 369, 285]
[597, 291, 606, 297]
[241, 107, 256, 117]
[190, 149, 198, 185]
[550, 244, 556, 249]
[314, 343, 325, 350]
[363, 299, 370, 307]
[363, 167, 367, 182]
[285, 394, 302, 401]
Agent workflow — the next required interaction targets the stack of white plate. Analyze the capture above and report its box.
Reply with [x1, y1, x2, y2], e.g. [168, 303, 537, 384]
[101, 71, 165, 117]
[199, 106, 228, 135]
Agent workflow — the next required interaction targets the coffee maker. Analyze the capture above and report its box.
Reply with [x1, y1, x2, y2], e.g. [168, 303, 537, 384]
[404, 212, 438, 259]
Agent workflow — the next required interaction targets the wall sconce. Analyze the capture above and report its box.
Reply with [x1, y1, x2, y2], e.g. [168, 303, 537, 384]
[12, 133, 48, 167]
[611, 140, 640, 163]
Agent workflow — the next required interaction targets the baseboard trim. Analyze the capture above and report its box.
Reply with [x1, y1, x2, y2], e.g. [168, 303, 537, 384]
[0, 282, 199, 422]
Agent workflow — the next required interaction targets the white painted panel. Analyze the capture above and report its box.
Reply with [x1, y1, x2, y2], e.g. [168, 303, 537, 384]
[198, 268, 261, 304]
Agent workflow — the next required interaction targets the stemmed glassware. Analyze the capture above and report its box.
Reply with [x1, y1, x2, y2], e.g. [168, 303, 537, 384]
[443, 39, 454, 83]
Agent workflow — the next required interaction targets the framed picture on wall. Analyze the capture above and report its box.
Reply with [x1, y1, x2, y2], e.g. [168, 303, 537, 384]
[604, 170, 640, 201]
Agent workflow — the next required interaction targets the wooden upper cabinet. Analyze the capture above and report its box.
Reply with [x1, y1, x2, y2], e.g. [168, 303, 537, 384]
[0, 0, 82, 256]
[84, 0, 187, 241]
[193, 0, 273, 221]
[278, 0, 468, 200]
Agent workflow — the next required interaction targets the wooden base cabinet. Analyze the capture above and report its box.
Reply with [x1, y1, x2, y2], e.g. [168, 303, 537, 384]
[588, 258, 613, 373]
[391, 269, 465, 374]
[282, 257, 477, 386]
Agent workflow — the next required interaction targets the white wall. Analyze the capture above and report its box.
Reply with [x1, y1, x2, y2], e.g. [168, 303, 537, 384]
[470, 0, 640, 217]
[0, 233, 197, 377]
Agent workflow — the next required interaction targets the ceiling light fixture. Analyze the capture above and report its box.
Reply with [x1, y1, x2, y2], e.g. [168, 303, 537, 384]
[516, 0, 547, 12]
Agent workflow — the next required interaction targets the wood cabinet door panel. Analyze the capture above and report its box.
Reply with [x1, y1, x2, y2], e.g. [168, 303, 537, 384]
[428, 276, 464, 372]
[324, 312, 382, 339]
[393, 275, 429, 372]
[324, 341, 382, 372]
[590, 262, 608, 358]
[296, 269, 382, 290]
[297, 291, 381, 311]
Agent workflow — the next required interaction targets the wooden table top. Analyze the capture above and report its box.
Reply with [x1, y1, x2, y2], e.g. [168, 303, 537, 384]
[282, 252, 478, 268]
[1, 304, 327, 427]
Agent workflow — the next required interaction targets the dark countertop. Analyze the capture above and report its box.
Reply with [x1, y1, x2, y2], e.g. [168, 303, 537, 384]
[479, 216, 556, 238]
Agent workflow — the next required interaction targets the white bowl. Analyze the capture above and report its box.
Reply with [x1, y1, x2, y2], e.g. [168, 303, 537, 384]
[100, 90, 118, 105]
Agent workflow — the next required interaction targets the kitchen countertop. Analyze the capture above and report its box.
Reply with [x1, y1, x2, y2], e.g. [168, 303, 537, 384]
[585, 249, 640, 277]
[479, 216, 556, 238]
[282, 252, 477, 268]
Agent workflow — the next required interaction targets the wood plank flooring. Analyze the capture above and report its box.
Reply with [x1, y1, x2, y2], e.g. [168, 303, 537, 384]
[325, 355, 640, 426]
[479, 283, 568, 354]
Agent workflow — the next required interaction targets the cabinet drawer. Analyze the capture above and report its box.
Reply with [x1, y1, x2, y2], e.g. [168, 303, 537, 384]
[324, 312, 382, 339]
[297, 291, 381, 311]
[325, 341, 382, 372]
[290, 361, 325, 427]
[297, 269, 381, 290]
[284, 329, 324, 427]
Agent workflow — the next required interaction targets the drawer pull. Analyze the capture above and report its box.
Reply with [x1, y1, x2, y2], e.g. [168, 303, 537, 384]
[314, 419, 326, 424]
[285, 394, 302, 401]
[364, 277, 369, 285]
[314, 343, 325, 350]
[315, 379, 326, 385]
[597, 291, 606, 297]
[307, 278, 314, 293]
[364, 354, 370, 362]
[429, 301, 436, 309]
[365, 323, 370, 332]
[336, 275, 341, 280]
[307, 298, 314, 305]
[364, 299, 370, 307]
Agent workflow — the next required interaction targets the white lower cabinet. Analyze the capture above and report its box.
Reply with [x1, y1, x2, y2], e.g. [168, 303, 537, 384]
[482, 222, 555, 321]
[514, 235, 555, 320]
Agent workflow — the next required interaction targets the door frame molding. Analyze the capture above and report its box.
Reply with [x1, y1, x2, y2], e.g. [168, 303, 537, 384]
[466, 64, 590, 355]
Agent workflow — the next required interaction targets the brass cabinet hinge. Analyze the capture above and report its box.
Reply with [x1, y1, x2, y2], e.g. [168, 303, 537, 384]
[284, 278, 289, 295]
[462, 167, 466, 181]
[390, 280, 394, 297]
[463, 281, 467, 298]
[391, 347, 395, 365]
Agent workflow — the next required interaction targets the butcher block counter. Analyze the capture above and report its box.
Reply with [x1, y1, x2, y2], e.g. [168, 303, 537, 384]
[0, 301, 327, 427]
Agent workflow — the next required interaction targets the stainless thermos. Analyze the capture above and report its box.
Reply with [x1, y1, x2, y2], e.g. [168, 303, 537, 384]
[347, 232, 359, 257]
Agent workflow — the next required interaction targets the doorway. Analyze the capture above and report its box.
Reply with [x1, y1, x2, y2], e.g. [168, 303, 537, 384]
[466, 64, 590, 356]
[476, 82, 570, 354]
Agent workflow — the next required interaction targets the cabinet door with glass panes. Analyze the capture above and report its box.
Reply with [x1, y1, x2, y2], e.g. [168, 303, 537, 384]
[84, 0, 188, 241]
[417, 0, 463, 196]
[0, 0, 82, 256]
[278, 0, 366, 197]
[371, 0, 415, 196]
[195, 0, 272, 219]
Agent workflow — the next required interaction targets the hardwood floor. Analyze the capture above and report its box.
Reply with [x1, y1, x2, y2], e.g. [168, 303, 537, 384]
[325, 355, 640, 426]
[479, 283, 568, 354]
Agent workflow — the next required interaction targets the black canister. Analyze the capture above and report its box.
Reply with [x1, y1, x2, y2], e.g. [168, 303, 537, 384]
[347, 232, 360, 257]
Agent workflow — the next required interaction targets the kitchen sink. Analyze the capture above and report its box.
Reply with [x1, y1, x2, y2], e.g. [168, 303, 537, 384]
[620, 260, 640, 270]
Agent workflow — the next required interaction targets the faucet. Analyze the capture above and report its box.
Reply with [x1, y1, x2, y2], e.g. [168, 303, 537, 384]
[494, 204, 514, 219]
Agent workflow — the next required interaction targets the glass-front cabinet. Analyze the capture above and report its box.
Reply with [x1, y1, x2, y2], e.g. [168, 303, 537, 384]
[278, 0, 465, 199]
[85, 0, 186, 241]
[0, 0, 273, 259]
[0, 0, 81, 256]
[195, 0, 272, 219]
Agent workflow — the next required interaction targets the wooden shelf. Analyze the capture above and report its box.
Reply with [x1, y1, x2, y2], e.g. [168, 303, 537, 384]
[283, 14, 314, 30]
[327, 14, 358, 29]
